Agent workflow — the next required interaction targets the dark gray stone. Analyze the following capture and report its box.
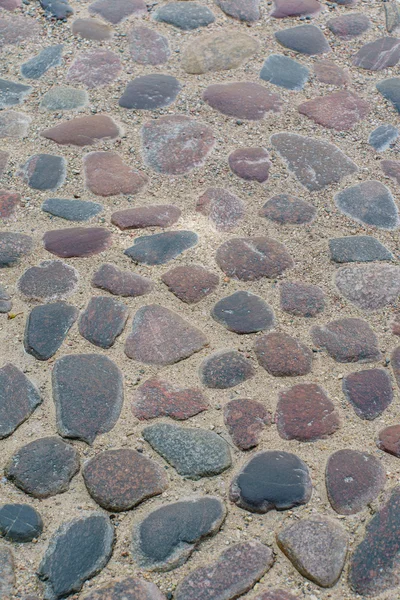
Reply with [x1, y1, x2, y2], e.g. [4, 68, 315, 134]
[21, 45, 63, 80]
[0, 232, 33, 267]
[79, 296, 128, 349]
[143, 423, 231, 479]
[154, 2, 215, 30]
[0, 79, 32, 109]
[18, 260, 78, 302]
[20, 154, 66, 191]
[0, 504, 43, 543]
[0, 363, 41, 439]
[329, 236, 393, 263]
[24, 302, 78, 361]
[39, 0, 73, 19]
[125, 231, 198, 265]
[311, 318, 381, 363]
[353, 37, 400, 71]
[335, 181, 399, 230]
[0, 546, 14, 598]
[40, 86, 88, 111]
[211, 291, 275, 334]
[119, 75, 181, 110]
[377, 77, 400, 114]
[343, 368, 393, 420]
[132, 497, 226, 571]
[200, 350, 255, 389]
[275, 25, 331, 55]
[369, 124, 399, 151]
[260, 54, 309, 91]
[42, 198, 103, 222]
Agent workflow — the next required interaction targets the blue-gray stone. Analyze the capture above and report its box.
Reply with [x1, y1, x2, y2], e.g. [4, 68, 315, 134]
[21, 45, 63, 80]
[21, 154, 66, 191]
[377, 78, 400, 114]
[154, 2, 215, 30]
[275, 25, 331, 56]
[369, 124, 399, 151]
[329, 236, 394, 263]
[124, 231, 198, 265]
[42, 198, 103, 222]
[40, 0, 73, 19]
[40, 86, 88, 111]
[335, 181, 399, 230]
[0, 79, 32, 109]
[260, 54, 310, 90]
[119, 74, 181, 110]
[0, 504, 43, 543]
[24, 302, 78, 361]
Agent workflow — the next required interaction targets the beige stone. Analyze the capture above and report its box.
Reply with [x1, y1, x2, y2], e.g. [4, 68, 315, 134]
[182, 32, 259, 74]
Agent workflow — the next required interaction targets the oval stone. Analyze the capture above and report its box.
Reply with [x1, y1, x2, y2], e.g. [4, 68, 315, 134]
[212, 291, 275, 334]
[203, 82, 282, 120]
[43, 227, 112, 258]
[259, 194, 316, 225]
[280, 282, 325, 317]
[92, 263, 153, 298]
[228, 147, 271, 183]
[0, 232, 33, 267]
[18, 260, 78, 301]
[196, 187, 245, 231]
[200, 350, 255, 389]
[254, 332, 312, 377]
[111, 205, 180, 230]
[275, 24, 331, 55]
[343, 369, 393, 420]
[161, 265, 219, 303]
[129, 26, 170, 65]
[41, 115, 120, 147]
[153, 2, 215, 30]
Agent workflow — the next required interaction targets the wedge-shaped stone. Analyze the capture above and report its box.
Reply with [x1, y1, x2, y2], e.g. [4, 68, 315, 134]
[129, 26, 170, 65]
[215, 0, 260, 22]
[298, 91, 370, 131]
[84, 151, 148, 196]
[311, 318, 381, 363]
[196, 187, 245, 231]
[67, 50, 121, 89]
[329, 236, 393, 263]
[343, 368, 393, 420]
[42, 198, 103, 222]
[182, 32, 259, 74]
[124, 231, 198, 265]
[334, 180, 399, 229]
[200, 350, 255, 389]
[0, 363, 41, 439]
[24, 302, 78, 360]
[41, 115, 120, 147]
[79, 296, 128, 349]
[92, 263, 153, 297]
[377, 78, 400, 114]
[43, 227, 112, 258]
[21, 45, 63, 80]
[89, 0, 146, 23]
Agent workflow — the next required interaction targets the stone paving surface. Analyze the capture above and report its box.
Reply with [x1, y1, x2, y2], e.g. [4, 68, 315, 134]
[1, 1, 400, 599]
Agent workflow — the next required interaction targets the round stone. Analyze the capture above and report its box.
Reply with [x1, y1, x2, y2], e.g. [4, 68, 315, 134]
[161, 265, 219, 303]
[203, 81, 282, 120]
[228, 147, 271, 183]
[67, 50, 121, 89]
[342, 368, 393, 420]
[18, 260, 78, 301]
[280, 282, 325, 317]
[196, 187, 245, 231]
[129, 26, 170, 65]
[311, 318, 381, 363]
[254, 332, 312, 377]
[119, 75, 181, 110]
[0, 504, 43, 543]
[259, 194, 316, 225]
[0, 110, 31, 138]
[200, 350, 255, 389]
[212, 291, 275, 334]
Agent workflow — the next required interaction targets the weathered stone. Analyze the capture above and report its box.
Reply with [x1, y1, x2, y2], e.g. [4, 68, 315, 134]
[369, 124, 399, 151]
[143, 423, 231, 479]
[52, 354, 123, 444]
[224, 398, 270, 450]
[67, 50, 121, 89]
[21, 45, 63, 80]
[24, 302, 78, 360]
[385, 1, 400, 33]
[79, 296, 128, 349]
[82, 578, 166, 600]
[335, 264, 400, 310]
[299, 91, 369, 131]
[382, 159, 400, 184]
[182, 31, 260, 74]
[280, 282, 325, 317]
[84, 151, 148, 197]
[271, 0, 321, 18]
[313, 60, 350, 86]
[328, 13, 370, 38]
[83, 449, 167, 511]
[200, 350, 255, 389]
[212, 291, 275, 334]
[329, 236, 393, 263]
[377, 77, 400, 114]
[38, 514, 115, 600]
[174, 541, 274, 600]
[353, 37, 400, 70]
[72, 18, 112, 41]
[0, 284, 11, 313]
[335, 180, 399, 229]
[275, 25, 331, 55]
[119, 75, 181, 110]
[125, 305, 207, 365]
[89, 0, 146, 23]
[377, 425, 400, 457]
[92, 263, 153, 297]
[132, 497, 226, 571]
[214, 0, 260, 22]
[0, 16, 39, 49]
[125, 231, 198, 265]
[142, 115, 215, 174]
[0, 110, 31, 138]
[18, 260, 78, 301]
[277, 517, 348, 588]
[326, 449, 386, 515]
[260, 54, 309, 90]
[40, 86, 88, 111]
[277, 383, 340, 442]
[255, 332, 312, 377]
[0, 151, 8, 177]
[230, 450, 312, 513]
[0, 504, 43, 543]
[271, 133, 357, 191]
[111, 205, 180, 230]
[196, 188, 245, 231]
[42, 198, 103, 222]
[203, 82, 282, 120]
[43, 227, 112, 258]
[5, 437, 79, 498]
[42, 115, 120, 147]
[132, 378, 207, 421]
[216, 237, 293, 281]
[260, 194, 316, 225]
[0, 79, 32, 109]
[311, 318, 381, 363]
[0, 546, 14, 598]
[0, 232, 33, 267]
[228, 147, 271, 183]
[0, 363, 41, 439]
[19, 154, 66, 191]
[162, 265, 219, 303]
[153, 2, 215, 30]
[39, 0, 73, 19]
[129, 26, 170, 65]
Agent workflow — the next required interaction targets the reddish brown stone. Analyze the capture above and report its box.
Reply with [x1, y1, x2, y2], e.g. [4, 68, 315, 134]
[92, 263, 153, 297]
[271, 0, 321, 18]
[260, 194, 316, 225]
[67, 50, 122, 89]
[212, 291, 275, 334]
[83, 578, 166, 600]
[377, 425, 400, 457]
[298, 91, 370, 131]
[111, 205, 180, 230]
[203, 82, 282, 120]
[216, 237, 293, 281]
[79, 296, 128, 349]
[314, 60, 350, 86]
[89, 0, 147, 23]
[83, 449, 168, 511]
[41, 115, 120, 147]
[71, 18, 112, 41]
[228, 147, 271, 183]
[327, 14, 370, 38]
[43, 227, 112, 259]
[0, 16, 39, 49]
[343, 368, 393, 420]
[84, 151, 148, 197]
[224, 399, 270, 450]
[254, 332, 312, 377]
[311, 318, 381, 363]
[382, 159, 400, 185]
[0, 191, 20, 219]
[132, 377, 208, 420]
[162, 265, 219, 303]
[254, 592, 299, 600]
[280, 282, 325, 317]
[129, 26, 170, 65]
[0, 151, 9, 177]
[353, 37, 400, 71]
[196, 188, 245, 231]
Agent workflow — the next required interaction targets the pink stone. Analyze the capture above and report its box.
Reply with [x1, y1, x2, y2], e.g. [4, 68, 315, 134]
[254, 332, 312, 377]
[111, 205, 180, 230]
[327, 13, 370, 39]
[196, 187, 245, 231]
[84, 151, 148, 197]
[203, 82, 282, 120]
[313, 60, 350, 86]
[162, 265, 219, 303]
[89, 0, 147, 23]
[129, 26, 170, 65]
[0, 191, 20, 219]
[132, 377, 208, 420]
[41, 115, 120, 147]
[228, 147, 271, 183]
[224, 399, 270, 450]
[271, 0, 321, 18]
[67, 50, 121, 89]
[92, 263, 153, 297]
[298, 91, 370, 131]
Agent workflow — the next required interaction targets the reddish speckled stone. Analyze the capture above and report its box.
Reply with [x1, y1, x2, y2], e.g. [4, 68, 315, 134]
[224, 398, 270, 450]
[89, 0, 147, 23]
[200, 350, 255, 389]
[43, 227, 112, 258]
[162, 265, 219, 303]
[327, 13, 370, 39]
[298, 91, 370, 131]
[255, 332, 312, 377]
[314, 60, 350, 86]
[0, 363, 41, 439]
[335, 264, 400, 311]
[79, 296, 128, 349]
[41, 115, 120, 147]
[111, 205, 180, 230]
[343, 369, 393, 420]
[311, 318, 381, 363]
[203, 82, 282, 120]
[67, 50, 122, 89]
[228, 147, 271, 183]
[129, 26, 170, 65]
[84, 152, 148, 197]
[0, 16, 39, 49]
[83, 578, 166, 600]
[0, 0, 21, 9]
[271, 0, 321, 18]
[260, 194, 316, 225]
[280, 282, 325, 317]
[0, 191, 20, 219]
[132, 377, 208, 420]
[92, 263, 153, 297]
[196, 188, 245, 231]
[0, 546, 14, 599]
[353, 37, 400, 71]
[377, 425, 400, 457]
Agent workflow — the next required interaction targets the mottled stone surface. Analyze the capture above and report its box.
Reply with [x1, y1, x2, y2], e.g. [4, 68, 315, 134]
[89, 0, 147, 23]
[84, 151, 148, 197]
[382, 159, 400, 184]
[200, 350, 255, 389]
[215, 0, 260, 22]
[124, 231, 198, 265]
[260, 54, 309, 91]
[72, 18, 112, 41]
[119, 75, 181, 110]
[228, 147, 271, 183]
[24, 302, 78, 360]
[42, 115, 120, 147]
[275, 25, 331, 55]
[42, 198, 103, 222]
[162, 265, 219, 303]
[43, 227, 112, 258]
[392, 346, 400, 390]
[230, 451, 312, 513]
[196, 187, 245, 231]
[335, 180, 399, 229]
[79, 296, 128, 348]
[280, 282, 325, 317]
[132, 378, 208, 420]
[212, 291, 275, 334]
[0, 151, 9, 178]
[224, 398, 270, 450]
[21, 45, 63, 80]
[112, 205, 180, 230]
[153, 2, 215, 30]
[329, 236, 393, 263]
[40, 86, 88, 111]
[335, 264, 400, 310]
[260, 194, 316, 225]
[271, 0, 321, 18]
[353, 37, 400, 71]
[369, 124, 398, 151]
[0, 284, 11, 313]
[19, 154, 66, 191]
[254, 592, 299, 600]
[0, 504, 43, 543]
[203, 82, 282, 120]
[0, 232, 33, 267]
[67, 50, 122, 89]
[377, 77, 400, 114]
[0, 110, 31, 138]
[377, 425, 400, 457]
[0, 79, 32, 109]
[0, 16, 39, 49]
[92, 263, 153, 297]
[327, 13, 370, 39]
[311, 318, 381, 363]
[298, 91, 369, 131]
[314, 60, 350, 86]
[39, 0, 73, 19]
[18, 260, 78, 301]
[129, 26, 170, 65]
[83, 578, 166, 600]
[343, 368, 393, 420]
[0, 546, 14, 599]
[255, 332, 312, 377]
[0, 363, 41, 439]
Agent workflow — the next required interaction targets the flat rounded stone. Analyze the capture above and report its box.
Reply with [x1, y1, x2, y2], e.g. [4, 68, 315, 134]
[38, 514, 114, 600]
[353, 37, 400, 71]
[377, 77, 400, 114]
[254, 592, 299, 600]
[132, 377, 208, 420]
[79, 296, 128, 349]
[141, 115, 215, 174]
[83, 449, 167, 511]
[19, 154, 66, 191]
[41, 115, 120, 147]
[0, 16, 39, 49]
[43, 227, 112, 258]
[224, 398, 270, 450]
[132, 497, 226, 571]
[111, 205, 180, 230]
[0, 79, 32, 109]
[271, 0, 321, 18]
[369, 124, 399, 151]
[84, 151, 148, 197]
[174, 541, 274, 600]
[125, 304, 207, 365]
[129, 26, 170, 65]
[67, 50, 121, 89]
[277, 517, 348, 588]
[0, 232, 33, 267]
[162, 265, 219, 303]
[382, 159, 400, 184]
[228, 147, 271, 183]
[92, 263, 153, 297]
[214, 0, 260, 22]
[334, 180, 399, 229]
[326, 449, 386, 515]
[196, 187, 245, 231]
[125, 231, 198, 265]
[343, 369, 393, 420]
[277, 383, 340, 442]
[299, 91, 369, 131]
[260, 54, 310, 90]
[311, 318, 381, 363]
[212, 291, 275, 334]
[313, 60, 350, 86]
[0, 547, 14, 598]
[259, 194, 316, 225]
[39, 0, 73, 19]
[119, 75, 181, 110]
[328, 13, 370, 38]
[89, 0, 147, 23]
[216, 237, 293, 281]
[24, 302, 78, 360]
[40, 86, 88, 111]
[0, 110, 31, 138]
[0, 284, 11, 313]
[280, 282, 325, 317]
[275, 25, 331, 55]
[21, 45, 63, 80]
[143, 423, 231, 479]
[0, 363, 41, 439]
[5, 437, 79, 498]
[83, 578, 165, 600]
[255, 332, 312, 377]
[230, 450, 312, 513]
[200, 350, 255, 389]
[52, 354, 123, 444]
[72, 18, 112, 41]
[329, 236, 393, 263]
[182, 32, 260, 74]
[377, 425, 400, 457]
[18, 260, 78, 301]
[203, 82, 282, 120]
[153, 2, 215, 30]
[0, 504, 43, 543]
[42, 198, 103, 222]
[335, 264, 400, 310]
[271, 133, 357, 191]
